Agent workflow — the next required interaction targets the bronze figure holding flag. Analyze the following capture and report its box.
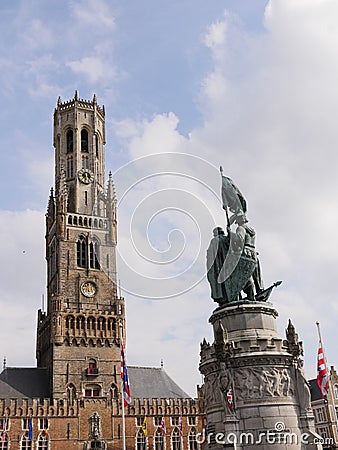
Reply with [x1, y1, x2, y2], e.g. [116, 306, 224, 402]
[207, 170, 280, 305]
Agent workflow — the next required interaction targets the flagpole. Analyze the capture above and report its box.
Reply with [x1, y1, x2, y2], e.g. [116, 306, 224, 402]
[316, 321, 338, 441]
[219, 166, 230, 232]
[121, 381, 126, 450]
[120, 322, 126, 450]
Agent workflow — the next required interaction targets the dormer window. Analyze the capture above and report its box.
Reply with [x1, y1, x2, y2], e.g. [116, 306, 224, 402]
[81, 129, 89, 152]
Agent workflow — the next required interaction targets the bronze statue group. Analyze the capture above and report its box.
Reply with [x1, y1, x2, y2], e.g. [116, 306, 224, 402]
[207, 172, 280, 305]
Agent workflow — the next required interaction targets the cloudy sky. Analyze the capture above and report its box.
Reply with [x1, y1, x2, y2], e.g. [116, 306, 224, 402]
[1, 0, 338, 397]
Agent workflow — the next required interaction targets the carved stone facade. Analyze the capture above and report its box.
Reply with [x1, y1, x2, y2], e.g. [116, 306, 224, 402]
[0, 397, 203, 450]
[200, 302, 321, 450]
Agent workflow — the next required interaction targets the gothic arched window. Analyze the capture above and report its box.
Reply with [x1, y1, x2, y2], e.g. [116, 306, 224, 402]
[77, 236, 87, 268]
[21, 434, 32, 450]
[67, 156, 73, 178]
[66, 129, 73, 153]
[95, 134, 99, 157]
[37, 434, 48, 450]
[136, 429, 146, 450]
[0, 434, 8, 450]
[334, 384, 338, 400]
[154, 428, 164, 450]
[81, 129, 89, 152]
[66, 315, 75, 329]
[188, 428, 198, 450]
[172, 427, 181, 450]
[89, 238, 100, 269]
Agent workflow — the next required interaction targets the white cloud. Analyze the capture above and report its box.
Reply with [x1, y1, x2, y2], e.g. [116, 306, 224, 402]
[70, 0, 115, 29]
[67, 56, 116, 84]
[125, 113, 188, 159]
[204, 18, 227, 48]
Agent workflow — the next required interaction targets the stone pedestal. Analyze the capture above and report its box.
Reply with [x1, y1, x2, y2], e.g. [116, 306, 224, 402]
[199, 301, 321, 450]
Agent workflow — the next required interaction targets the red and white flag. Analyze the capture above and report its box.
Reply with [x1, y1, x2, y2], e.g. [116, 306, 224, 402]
[160, 417, 166, 435]
[1, 416, 7, 442]
[226, 388, 234, 413]
[179, 416, 183, 436]
[317, 343, 329, 397]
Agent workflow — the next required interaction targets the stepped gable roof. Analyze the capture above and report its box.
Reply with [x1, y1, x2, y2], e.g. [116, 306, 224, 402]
[0, 368, 49, 399]
[128, 366, 190, 400]
[309, 378, 322, 402]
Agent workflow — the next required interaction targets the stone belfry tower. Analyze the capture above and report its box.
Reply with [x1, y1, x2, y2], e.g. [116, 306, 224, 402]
[37, 91, 124, 400]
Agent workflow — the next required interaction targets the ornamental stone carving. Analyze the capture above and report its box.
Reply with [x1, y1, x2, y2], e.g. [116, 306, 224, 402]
[234, 367, 293, 401]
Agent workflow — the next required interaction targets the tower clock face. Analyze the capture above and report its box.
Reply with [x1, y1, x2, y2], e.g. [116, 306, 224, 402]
[78, 168, 94, 184]
[81, 281, 97, 298]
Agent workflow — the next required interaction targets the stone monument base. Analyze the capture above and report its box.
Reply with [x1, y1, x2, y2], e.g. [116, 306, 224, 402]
[200, 301, 322, 450]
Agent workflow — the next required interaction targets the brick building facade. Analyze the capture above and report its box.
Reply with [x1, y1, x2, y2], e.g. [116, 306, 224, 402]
[0, 93, 204, 450]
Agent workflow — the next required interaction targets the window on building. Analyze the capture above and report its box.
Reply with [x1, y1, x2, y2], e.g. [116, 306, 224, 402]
[136, 417, 143, 427]
[0, 435, 8, 450]
[172, 428, 181, 450]
[171, 417, 179, 426]
[81, 129, 89, 152]
[188, 416, 196, 426]
[37, 435, 48, 450]
[95, 135, 99, 157]
[316, 408, 324, 422]
[89, 239, 100, 269]
[87, 360, 98, 375]
[136, 429, 146, 450]
[66, 315, 75, 329]
[154, 417, 162, 426]
[38, 419, 48, 430]
[0, 418, 9, 430]
[21, 435, 32, 450]
[67, 156, 74, 178]
[77, 236, 87, 268]
[66, 129, 73, 153]
[84, 384, 101, 397]
[334, 384, 338, 400]
[89, 441, 104, 449]
[154, 428, 164, 450]
[22, 419, 30, 430]
[188, 428, 198, 450]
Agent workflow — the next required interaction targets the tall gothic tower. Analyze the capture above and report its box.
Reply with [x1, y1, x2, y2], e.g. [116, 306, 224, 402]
[36, 91, 125, 400]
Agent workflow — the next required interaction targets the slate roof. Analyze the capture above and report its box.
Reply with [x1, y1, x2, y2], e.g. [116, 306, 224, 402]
[309, 378, 322, 402]
[0, 368, 49, 399]
[0, 366, 189, 401]
[128, 366, 190, 399]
